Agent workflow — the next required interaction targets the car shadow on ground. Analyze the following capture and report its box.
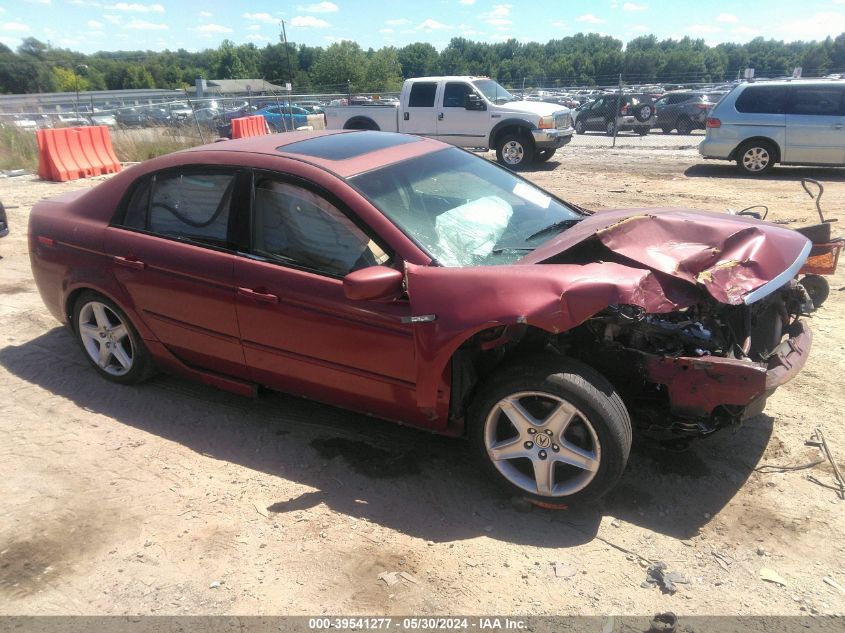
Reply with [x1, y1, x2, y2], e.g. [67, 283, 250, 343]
[685, 163, 845, 182]
[0, 327, 773, 548]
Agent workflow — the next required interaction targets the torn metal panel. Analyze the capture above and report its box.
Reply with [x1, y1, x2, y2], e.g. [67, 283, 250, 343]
[405, 261, 696, 409]
[523, 208, 811, 305]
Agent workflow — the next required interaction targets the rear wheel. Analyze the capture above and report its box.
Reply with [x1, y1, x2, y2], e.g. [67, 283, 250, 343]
[605, 119, 617, 137]
[468, 356, 631, 505]
[72, 292, 155, 384]
[633, 104, 653, 122]
[675, 117, 693, 135]
[801, 274, 830, 308]
[635, 126, 650, 136]
[535, 148, 556, 162]
[495, 133, 534, 170]
[736, 139, 777, 175]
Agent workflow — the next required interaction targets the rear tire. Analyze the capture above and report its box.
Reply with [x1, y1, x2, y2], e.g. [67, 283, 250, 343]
[575, 119, 586, 134]
[635, 127, 650, 136]
[801, 274, 830, 308]
[736, 139, 777, 175]
[468, 355, 632, 506]
[72, 291, 156, 385]
[605, 119, 617, 137]
[676, 117, 693, 135]
[495, 133, 534, 170]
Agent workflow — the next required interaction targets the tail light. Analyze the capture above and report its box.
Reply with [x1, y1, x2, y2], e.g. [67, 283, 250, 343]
[706, 117, 721, 128]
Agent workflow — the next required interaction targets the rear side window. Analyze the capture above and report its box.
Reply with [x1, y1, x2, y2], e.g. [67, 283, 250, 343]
[735, 85, 787, 114]
[408, 82, 437, 108]
[789, 86, 845, 116]
[121, 171, 236, 247]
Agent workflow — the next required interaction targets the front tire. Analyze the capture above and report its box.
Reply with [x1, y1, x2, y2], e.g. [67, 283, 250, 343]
[736, 139, 777, 175]
[72, 292, 155, 384]
[801, 274, 830, 308]
[468, 356, 632, 505]
[495, 133, 534, 170]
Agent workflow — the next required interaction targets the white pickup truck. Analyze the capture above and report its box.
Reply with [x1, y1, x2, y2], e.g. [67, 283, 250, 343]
[324, 76, 574, 169]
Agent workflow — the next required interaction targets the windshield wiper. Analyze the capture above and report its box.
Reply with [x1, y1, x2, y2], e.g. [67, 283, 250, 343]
[526, 219, 580, 242]
[490, 245, 535, 254]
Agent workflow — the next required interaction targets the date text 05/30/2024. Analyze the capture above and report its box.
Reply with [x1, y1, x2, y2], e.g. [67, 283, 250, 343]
[308, 618, 527, 630]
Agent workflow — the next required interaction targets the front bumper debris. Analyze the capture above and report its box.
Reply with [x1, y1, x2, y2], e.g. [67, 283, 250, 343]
[641, 318, 811, 419]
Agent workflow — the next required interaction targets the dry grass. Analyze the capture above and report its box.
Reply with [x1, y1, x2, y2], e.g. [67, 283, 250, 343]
[0, 124, 210, 173]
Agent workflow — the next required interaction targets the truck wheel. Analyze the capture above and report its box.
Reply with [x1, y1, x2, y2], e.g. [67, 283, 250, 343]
[633, 104, 653, 122]
[496, 133, 534, 170]
[468, 355, 632, 506]
[535, 148, 556, 162]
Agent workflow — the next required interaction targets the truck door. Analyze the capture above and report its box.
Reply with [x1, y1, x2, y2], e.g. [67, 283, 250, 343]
[400, 81, 439, 137]
[435, 81, 489, 148]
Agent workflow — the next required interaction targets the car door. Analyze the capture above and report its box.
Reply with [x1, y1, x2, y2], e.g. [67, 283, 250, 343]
[435, 81, 488, 147]
[232, 172, 432, 426]
[784, 85, 845, 165]
[104, 167, 250, 379]
[400, 81, 439, 137]
[586, 98, 605, 128]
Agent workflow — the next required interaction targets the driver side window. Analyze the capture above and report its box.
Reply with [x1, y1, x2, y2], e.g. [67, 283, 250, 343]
[252, 178, 391, 278]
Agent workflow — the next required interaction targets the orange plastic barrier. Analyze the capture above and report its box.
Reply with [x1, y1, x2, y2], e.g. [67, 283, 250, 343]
[36, 126, 121, 182]
[231, 115, 270, 139]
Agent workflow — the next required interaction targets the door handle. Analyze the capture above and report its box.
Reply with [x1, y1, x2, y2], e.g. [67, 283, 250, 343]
[403, 112, 409, 121]
[114, 255, 146, 270]
[237, 287, 279, 304]
[438, 112, 444, 120]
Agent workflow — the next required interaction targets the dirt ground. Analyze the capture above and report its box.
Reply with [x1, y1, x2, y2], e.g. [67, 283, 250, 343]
[1, 132, 844, 617]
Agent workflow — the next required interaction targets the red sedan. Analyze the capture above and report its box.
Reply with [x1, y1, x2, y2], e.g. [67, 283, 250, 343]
[29, 130, 814, 505]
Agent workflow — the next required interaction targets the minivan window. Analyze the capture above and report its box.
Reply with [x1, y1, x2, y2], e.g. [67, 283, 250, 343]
[735, 85, 787, 114]
[789, 86, 845, 116]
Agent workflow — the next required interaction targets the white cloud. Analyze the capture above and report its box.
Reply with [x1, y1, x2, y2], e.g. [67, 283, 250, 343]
[242, 12, 276, 23]
[622, 2, 647, 10]
[87, 19, 104, 27]
[773, 11, 845, 40]
[481, 4, 512, 27]
[490, 34, 514, 41]
[103, 14, 120, 23]
[552, 20, 567, 29]
[194, 23, 232, 33]
[290, 15, 330, 27]
[125, 19, 168, 29]
[199, 10, 212, 17]
[26, 0, 52, 5]
[417, 18, 452, 30]
[379, 27, 393, 33]
[731, 25, 760, 37]
[247, 34, 270, 42]
[296, 1, 338, 12]
[1, 22, 31, 32]
[629, 24, 649, 32]
[385, 18, 409, 25]
[686, 24, 720, 34]
[577, 13, 605, 24]
[716, 12, 739, 23]
[459, 0, 475, 4]
[106, 2, 164, 12]
[247, 24, 261, 31]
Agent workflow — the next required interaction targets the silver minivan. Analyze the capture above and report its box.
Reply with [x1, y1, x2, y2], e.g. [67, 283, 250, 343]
[699, 80, 845, 175]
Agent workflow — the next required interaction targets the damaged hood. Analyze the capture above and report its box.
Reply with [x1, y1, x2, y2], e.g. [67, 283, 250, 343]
[520, 208, 812, 305]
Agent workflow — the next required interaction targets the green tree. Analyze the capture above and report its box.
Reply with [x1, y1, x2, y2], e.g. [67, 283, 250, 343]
[397, 42, 438, 78]
[364, 46, 403, 91]
[311, 40, 366, 91]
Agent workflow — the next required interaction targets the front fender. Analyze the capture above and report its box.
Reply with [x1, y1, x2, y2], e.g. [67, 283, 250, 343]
[405, 261, 693, 409]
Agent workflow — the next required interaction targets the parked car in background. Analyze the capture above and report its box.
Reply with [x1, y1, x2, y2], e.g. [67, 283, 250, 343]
[115, 108, 147, 127]
[253, 105, 310, 131]
[295, 101, 325, 115]
[28, 130, 815, 505]
[699, 80, 845, 175]
[0, 201, 8, 238]
[574, 93, 656, 136]
[144, 107, 172, 126]
[90, 114, 118, 127]
[654, 91, 715, 134]
[325, 76, 573, 169]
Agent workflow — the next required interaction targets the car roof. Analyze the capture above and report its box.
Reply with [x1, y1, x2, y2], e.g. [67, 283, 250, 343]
[182, 130, 448, 179]
[739, 79, 845, 88]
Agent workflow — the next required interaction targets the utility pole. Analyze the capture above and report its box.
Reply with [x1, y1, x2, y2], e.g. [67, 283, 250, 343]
[612, 73, 622, 148]
[280, 20, 295, 130]
[74, 64, 88, 120]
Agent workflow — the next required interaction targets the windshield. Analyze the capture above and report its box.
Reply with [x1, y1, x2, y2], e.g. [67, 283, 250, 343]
[473, 79, 517, 105]
[350, 148, 583, 267]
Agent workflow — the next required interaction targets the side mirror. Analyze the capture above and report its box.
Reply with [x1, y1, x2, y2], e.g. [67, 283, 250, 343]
[464, 94, 487, 111]
[343, 266, 404, 301]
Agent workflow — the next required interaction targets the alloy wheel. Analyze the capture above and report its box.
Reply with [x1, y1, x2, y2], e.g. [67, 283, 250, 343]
[78, 301, 134, 376]
[742, 146, 770, 172]
[484, 391, 601, 497]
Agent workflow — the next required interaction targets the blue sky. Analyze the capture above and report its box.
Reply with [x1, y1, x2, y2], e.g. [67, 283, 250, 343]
[1, 0, 844, 53]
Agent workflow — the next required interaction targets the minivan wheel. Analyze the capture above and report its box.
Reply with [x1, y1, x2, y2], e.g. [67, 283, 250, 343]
[73, 291, 155, 384]
[737, 140, 776, 175]
[468, 356, 632, 505]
